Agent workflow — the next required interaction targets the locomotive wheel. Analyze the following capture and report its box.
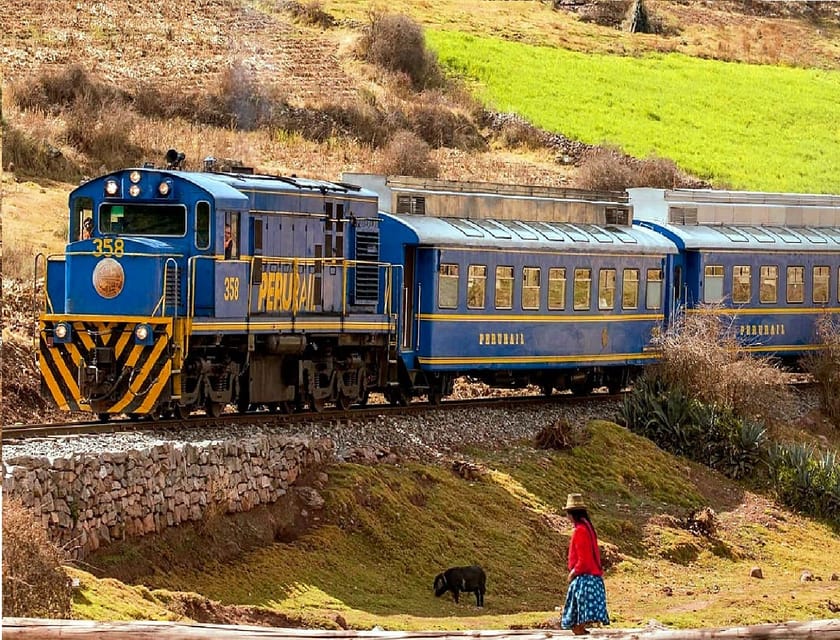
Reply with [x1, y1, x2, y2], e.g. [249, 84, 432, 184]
[428, 387, 442, 406]
[206, 401, 223, 418]
[541, 383, 553, 397]
[310, 396, 326, 412]
[97, 413, 111, 423]
[388, 387, 408, 407]
[571, 383, 593, 397]
[175, 404, 191, 420]
[335, 394, 351, 411]
[357, 388, 369, 407]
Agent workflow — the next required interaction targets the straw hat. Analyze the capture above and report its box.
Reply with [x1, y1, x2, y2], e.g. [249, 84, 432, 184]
[564, 493, 586, 511]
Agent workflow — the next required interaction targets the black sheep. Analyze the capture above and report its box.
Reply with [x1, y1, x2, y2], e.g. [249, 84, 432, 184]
[433, 565, 486, 607]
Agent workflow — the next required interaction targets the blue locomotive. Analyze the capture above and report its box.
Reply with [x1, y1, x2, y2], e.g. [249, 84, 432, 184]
[38, 153, 398, 419]
[36, 155, 840, 420]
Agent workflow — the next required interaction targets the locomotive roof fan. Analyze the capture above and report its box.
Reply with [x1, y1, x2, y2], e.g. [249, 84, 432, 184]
[165, 148, 186, 170]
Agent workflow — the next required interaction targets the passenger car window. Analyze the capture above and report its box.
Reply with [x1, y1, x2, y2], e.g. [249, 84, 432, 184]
[813, 266, 829, 303]
[622, 269, 639, 309]
[704, 265, 724, 303]
[574, 268, 591, 311]
[548, 267, 566, 310]
[495, 266, 513, 309]
[646, 269, 662, 310]
[522, 267, 540, 310]
[599, 269, 616, 310]
[467, 265, 486, 309]
[787, 266, 804, 303]
[759, 265, 777, 304]
[733, 266, 751, 304]
[438, 263, 459, 309]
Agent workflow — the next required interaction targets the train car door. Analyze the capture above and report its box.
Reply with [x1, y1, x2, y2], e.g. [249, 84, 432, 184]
[401, 246, 416, 350]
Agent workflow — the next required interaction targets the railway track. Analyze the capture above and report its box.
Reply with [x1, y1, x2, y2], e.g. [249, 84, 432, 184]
[1, 392, 623, 442]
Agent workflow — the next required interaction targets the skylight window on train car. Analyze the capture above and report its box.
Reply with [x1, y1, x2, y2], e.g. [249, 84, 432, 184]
[577, 223, 614, 243]
[717, 226, 749, 242]
[471, 219, 511, 239]
[445, 219, 484, 238]
[503, 220, 539, 240]
[819, 228, 840, 243]
[529, 221, 566, 242]
[767, 227, 802, 243]
[607, 226, 638, 244]
[798, 228, 828, 244]
[741, 226, 775, 243]
[556, 223, 590, 242]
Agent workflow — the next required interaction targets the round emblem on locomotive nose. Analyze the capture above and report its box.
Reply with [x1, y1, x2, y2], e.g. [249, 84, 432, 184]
[92, 258, 125, 299]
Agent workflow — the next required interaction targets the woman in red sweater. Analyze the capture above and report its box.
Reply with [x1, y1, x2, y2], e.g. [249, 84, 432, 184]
[561, 493, 610, 635]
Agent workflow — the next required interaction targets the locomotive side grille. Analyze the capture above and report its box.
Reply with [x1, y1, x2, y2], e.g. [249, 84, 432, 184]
[396, 195, 426, 215]
[669, 206, 698, 225]
[164, 266, 181, 312]
[605, 207, 630, 226]
[354, 229, 380, 304]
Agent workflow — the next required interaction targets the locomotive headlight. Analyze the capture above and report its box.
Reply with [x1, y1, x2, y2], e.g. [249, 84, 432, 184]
[104, 179, 119, 196]
[128, 184, 141, 197]
[129, 170, 142, 183]
[54, 322, 71, 342]
[158, 180, 171, 196]
[134, 323, 153, 345]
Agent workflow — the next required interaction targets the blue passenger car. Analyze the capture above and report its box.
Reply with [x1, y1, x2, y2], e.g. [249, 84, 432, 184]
[379, 212, 678, 401]
[631, 187, 840, 364]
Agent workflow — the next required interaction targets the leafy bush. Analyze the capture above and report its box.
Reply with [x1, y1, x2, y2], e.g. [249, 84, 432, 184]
[768, 443, 840, 523]
[2, 497, 72, 618]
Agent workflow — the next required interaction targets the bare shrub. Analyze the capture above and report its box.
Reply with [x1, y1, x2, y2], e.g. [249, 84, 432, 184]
[497, 118, 546, 151]
[133, 64, 279, 131]
[211, 62, 278, 130]
[575, 146, 633, 191]
[11, 64, 125, 115]
[2, 124, 82, 182]
[535, 419, 581, 450]
[2, 497, 72, 618]
[358, 12, 443, 90]
[803, 315, 840, 426]
[575, 0, 632, 28]
[316, 102, 390, 146]
[377, 130, 439, 178]
[651, 308, 790, 421]
[64, 101, 143, 170]
[405, 92, 486, 150]
[282, 0, 336, 28]
[634, 155, 681, 188]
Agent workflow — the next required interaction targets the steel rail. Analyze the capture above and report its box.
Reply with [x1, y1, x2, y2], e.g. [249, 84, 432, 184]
[1, 392, 622, 443]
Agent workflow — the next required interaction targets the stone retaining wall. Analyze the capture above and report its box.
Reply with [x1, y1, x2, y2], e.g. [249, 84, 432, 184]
[2, 435, 334, 558]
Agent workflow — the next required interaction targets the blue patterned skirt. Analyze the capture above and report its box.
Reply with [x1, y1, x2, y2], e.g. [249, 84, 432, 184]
[562, 574, 610, 629]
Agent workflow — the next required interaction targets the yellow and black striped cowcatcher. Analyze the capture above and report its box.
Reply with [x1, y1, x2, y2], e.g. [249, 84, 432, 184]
[39, 317, 173, 415]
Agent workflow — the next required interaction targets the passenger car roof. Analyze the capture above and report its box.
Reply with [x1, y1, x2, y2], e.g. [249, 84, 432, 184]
[382, 212, 677, 255]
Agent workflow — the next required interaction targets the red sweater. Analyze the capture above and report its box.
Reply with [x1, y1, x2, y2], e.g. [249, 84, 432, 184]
[568, 520, 603, 577]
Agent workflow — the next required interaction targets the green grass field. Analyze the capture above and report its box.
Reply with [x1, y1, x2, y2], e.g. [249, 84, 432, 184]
[77, 421, 840, 629]
[427, 30, 840, 194]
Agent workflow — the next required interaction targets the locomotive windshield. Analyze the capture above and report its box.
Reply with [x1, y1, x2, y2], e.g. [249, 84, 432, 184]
[99, 204, 187, 236]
